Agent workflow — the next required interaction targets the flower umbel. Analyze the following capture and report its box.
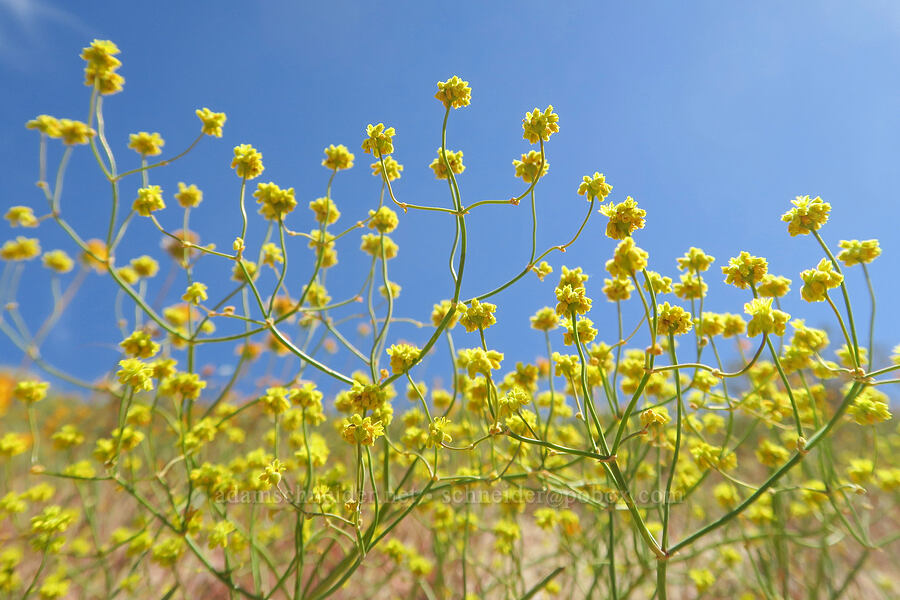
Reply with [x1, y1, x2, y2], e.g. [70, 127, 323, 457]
[435, 76, 472, 109]
[522, 105, 559, 143]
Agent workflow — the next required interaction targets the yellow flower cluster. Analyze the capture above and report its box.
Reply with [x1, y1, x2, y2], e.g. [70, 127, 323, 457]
[196, 108, 226, 137]
[721, 251, 768, 289]
[231, 144, 265, 179]
[677, 247, 715, 272]
[799, 258, 843, 302]
[522, 105, 560, 143]
[372, 155, 403, 180]
[368, 206, 398, 233]
[781, 195, 830, 236]
[303, 198, 338, 227]
[254, 182, 297, 221]
[341, 414, 385, 446]
[322, 144, 355, 170]
[362, 123, 396, 156]
[837, 239, 881, 266]
[42, 250, 74, 273]
[657, 302, 693, 336]
[457, 347, 504, 378]
[606, 237, 649, 278]
[744, 298, 790, 337]
[756, 274, 792, 298]
[512, 150, 548, 183]
[128, 132, 164, 157]
[120, 331, 159, 358]
[429, 148, 465, 179]
[577, 172, 613, 201]
[599, 196, 646, 240]
[133, 185, 165, 216]
[81, 39, 124, 94]
[5, 206, 38, 228]
[174, 183, 203, 207]
[459, 298, 497, 332]
[0, 237, 41, 261]
[387, 344, 420, 374]
[435, 76, 472, 109]
[13, 380, 48, 404]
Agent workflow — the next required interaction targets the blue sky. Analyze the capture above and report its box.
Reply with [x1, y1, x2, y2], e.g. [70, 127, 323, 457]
[2, 1, 899, 394]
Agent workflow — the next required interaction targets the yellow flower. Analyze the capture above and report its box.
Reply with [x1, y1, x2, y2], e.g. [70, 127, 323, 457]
[132, 185, 165, 216]
[673, 273, 706, 300]
[387, 344, 420, 374]
[744, 297, 790, 337]
[174, 182, 203, 208]
[26, 115, 61, 137]
[341, 414, 385, 446]
[231, 144, 265, 179]
[427, 416, 452, 447]
[254, 182, 296, 221]
[81, 40, 124, 95]
[429, 148, 465, 179]
[261, 243, 283, 268]
[800, 258, 843, 303]
[837, 239, 881, 267]
[458, 298, 497, 332]
[512, 150, 548, 183]
[368, 206, 399, 233]
[522, 105, 559, 143]
[117, 358, 154, 391]
[599, 196, 646, 239]
[689, 568, 715, 593]
[847, 388, 891, 425]
[530, 306, 559, 331]
[4, 206, 38, 228]
[127, 132, 164, 157]
[42, 250, 74, 273]
[117, 266, 138, 285]
[360, 233, 398, 259]
[677, 247, 715, 272]
[657, 302, 693, 336]
[721, 251, 768, 289]
[322, 144, 354, 170]
[603, 277, 633, 301]
[605, 237, 648, 278]
[457, 347, 504, 378]
[258, 459, 286, 488]
[232, 259, 258, 282]
[714, 483, 739, 508]
[182, 282, 208, 305]
[721, 313, 746, 337]
[1, 237, 41, 261]
[577, 172, 612, 201]
[781, 195, 830, 236]
[371, 155, 403, 180]
[14, 380, 48, 404]
[435, 76, 472, 109]
[57, 119, 96, 145]
[756, 439, 791, 467]
[361, 123, 395, 156]
[131, 255, 159, 278]
[756, 274, 792, 298]
[532, 260, 553, 280]
[120, 331, 159, 358]
[563, 317, 597, 345]
[196, 108, 226, 137]
[555, 284, 592, 316]
[80, 239, 108, 272]
[431, 300, 462, 329]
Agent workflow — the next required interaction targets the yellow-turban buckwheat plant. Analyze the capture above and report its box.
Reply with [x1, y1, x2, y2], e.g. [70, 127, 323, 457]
[0, 42, 896, 600]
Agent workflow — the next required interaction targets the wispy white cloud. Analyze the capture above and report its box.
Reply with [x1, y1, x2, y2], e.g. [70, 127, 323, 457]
[0, 0, 91, 70]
